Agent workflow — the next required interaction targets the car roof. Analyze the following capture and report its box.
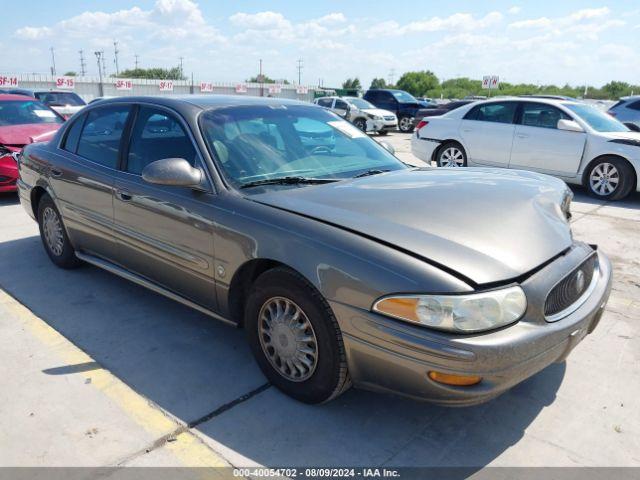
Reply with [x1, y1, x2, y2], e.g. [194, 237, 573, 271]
[97, 94, 311, 111]
[472, 97, 581, 107]
[0, 93, 38, 101]
[619, 95, 640, 101]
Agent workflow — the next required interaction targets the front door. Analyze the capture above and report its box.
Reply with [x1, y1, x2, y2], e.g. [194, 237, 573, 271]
[112, 105, 218, 310]
[459, 101, 518, 167]
[509, 102, 586, 175]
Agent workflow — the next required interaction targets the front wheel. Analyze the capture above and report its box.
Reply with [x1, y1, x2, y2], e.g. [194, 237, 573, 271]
[245, 267, 351, 404]
[353, 118, 367, 132]
[398, 116, 414, 133]
[37, 194, 82, 269]
[378, 130, 389, 136]
[437, 142, 467, 167]
[585, 157, 634, 201]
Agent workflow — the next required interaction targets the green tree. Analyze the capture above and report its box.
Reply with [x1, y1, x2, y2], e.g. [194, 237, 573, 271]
[116, 67, 185, 80]
[63, 71, 77, 76]
[601, 81, 630, 99]
[395, 71, 439, 97]
[342, 78, 362, 90]
[370, 77, 387, 89]
[246, 75, 289, 84]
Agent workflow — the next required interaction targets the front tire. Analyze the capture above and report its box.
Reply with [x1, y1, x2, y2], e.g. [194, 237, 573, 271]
[37, 194, 82, 269]
[398, 116, 414, 133]
[585, 157, 635, 201]
[353, 118, 367, 132]
[245, 267, 351, 404]
[437, 142, 467, 167]
[378, 130, 389, 136]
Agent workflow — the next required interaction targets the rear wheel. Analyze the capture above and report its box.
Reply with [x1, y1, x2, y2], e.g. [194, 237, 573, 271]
[245, 267, 351, 404]
[585, 157, 635, 201]
[398, 116, 414, 133]
[37, 194, 82, 269]
[437, 142, 467, 167]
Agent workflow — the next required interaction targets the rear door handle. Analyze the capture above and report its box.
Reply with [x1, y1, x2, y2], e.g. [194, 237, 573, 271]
[117, 190, 132, 201]
[517, 134, 529, 139]
[50, 168, 63, 178]
[462, 128, 472, 133]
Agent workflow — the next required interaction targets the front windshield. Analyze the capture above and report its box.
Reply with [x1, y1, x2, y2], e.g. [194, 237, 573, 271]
[565, 103, 629, 132]
[345, 97, 375, 109]
[0, 100, 63, 126]
[199, 105, 406, 188]
[391, 91, 418, 103]
[35, 92, 85, 106]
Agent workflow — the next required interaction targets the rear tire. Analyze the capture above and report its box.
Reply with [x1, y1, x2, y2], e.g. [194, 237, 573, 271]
[37, 194, 82, 269]
[378, 130, 389, 136]
[245, 267, 351, 404]
[436, 141, 467, 167]
[585, 157, 635, 201]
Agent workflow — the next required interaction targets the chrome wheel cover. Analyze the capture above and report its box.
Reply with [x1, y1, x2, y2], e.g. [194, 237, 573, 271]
[439, 147, 465, 167]
[42, 206, 64, 256]
[590, 162, 619, 196]
[258, 296, 318, 382]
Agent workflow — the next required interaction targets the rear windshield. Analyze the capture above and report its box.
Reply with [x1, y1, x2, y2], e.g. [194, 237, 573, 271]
[565, 103, 629, 132]
[0, 100, 64, 126]
[34, 92, 86, 106]
[391, 91, 418, 103]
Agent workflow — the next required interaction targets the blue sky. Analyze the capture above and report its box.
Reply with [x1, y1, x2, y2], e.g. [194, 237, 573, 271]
[2, 0, 639, 87]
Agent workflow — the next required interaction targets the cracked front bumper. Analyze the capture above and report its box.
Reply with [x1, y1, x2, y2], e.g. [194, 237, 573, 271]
[331, 244, 612, 405]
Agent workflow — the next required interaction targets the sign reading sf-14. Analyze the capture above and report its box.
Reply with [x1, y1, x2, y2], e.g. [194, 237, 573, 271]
[0, 76, 19, 87]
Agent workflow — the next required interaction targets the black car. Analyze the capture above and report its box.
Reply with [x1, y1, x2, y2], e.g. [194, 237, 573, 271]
[415, 100, 475, 123]
[363, 89, 425, 133]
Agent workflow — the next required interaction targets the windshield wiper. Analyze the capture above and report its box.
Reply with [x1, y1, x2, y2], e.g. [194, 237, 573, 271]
[353, 169, 391, 178]
[240, 176, 338, 189]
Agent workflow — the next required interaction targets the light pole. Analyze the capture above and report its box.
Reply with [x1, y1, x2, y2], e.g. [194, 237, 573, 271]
[95, 51, 104, 97]
[50, 47, 56, 76]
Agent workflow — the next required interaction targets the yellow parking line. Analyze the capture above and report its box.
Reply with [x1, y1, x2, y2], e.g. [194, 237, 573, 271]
[0, 288, 231, 468]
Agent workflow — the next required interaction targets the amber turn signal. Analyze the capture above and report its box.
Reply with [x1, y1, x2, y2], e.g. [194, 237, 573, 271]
[428, 371, 482, 386]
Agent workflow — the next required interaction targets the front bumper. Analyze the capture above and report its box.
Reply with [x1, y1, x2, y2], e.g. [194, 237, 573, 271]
[366, 118, 398, 133]
[332, 244, 612, 405]
[0, 154, 19, 193]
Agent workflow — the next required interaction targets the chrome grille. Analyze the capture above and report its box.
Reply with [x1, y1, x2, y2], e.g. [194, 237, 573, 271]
[545, 254, 597, 320]
[383, 116, 395, 121]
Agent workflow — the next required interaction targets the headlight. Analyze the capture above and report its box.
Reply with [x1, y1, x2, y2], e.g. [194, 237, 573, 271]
[367, 113, 382, 120]
[372, 286, 527, 333]
[561, 189, 573, 221]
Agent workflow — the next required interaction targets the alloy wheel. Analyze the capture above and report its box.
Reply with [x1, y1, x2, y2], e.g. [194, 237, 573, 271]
[590, 162, 620, 196]
[399, 117, 412, 132]
[42, 206, 64, 256]
[258, 296, 319, 382]
[439, 147, 465, 167]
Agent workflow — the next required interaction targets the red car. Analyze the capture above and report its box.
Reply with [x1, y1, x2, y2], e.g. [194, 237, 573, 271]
[0, 94, 64, 193]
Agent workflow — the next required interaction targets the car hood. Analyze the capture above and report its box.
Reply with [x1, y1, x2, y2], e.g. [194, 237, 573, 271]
[361, 108, 396, 118]
[250, 168, 573, 285]
[0, 124, 61, 147]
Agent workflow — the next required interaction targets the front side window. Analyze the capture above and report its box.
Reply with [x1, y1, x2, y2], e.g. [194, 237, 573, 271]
[345, 97, 375, 109]
[77, 105, 131, 168]
[126, 107, 197, 175]
[564, 103, 629, 132]
[199, 105, 406, 188]
[466, 102, 517, 124]
[316, 98, 333, 108]
[520, 103, 569, 129]
[0, 100, 63, 126]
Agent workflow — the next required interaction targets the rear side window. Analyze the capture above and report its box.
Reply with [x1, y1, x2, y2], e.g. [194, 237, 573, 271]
[520, 103, 570, 129]
[465, 102, 517, 124]
[126, 107, 197, 175]
[316, 98, 333, 108]
[62, 114, 85, 153]
[334, 99, 348, 110]
[77, 105, 131, 168]
[629, 101, 640, 111]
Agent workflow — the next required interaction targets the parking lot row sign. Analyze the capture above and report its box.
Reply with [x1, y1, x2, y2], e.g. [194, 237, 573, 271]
[55, 76, 75, 90]
[159, 80, 174, 92]
[201, 82, 214, 93]
[482, 75, 500, 90]
[0, 75, 19, 87]
[115, 79, 133, 91]
[235, 84, 248, 93]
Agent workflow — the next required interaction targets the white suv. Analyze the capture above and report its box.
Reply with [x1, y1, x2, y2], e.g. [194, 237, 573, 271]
[314, 96, 397, 135]
[411, 98, 640, 200]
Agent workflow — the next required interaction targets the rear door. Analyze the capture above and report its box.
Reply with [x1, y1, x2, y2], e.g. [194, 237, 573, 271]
[459, 101, 518, 167]
[51, 104, 132, 259]
[509, 102, 586, 175]
[111, 104, 218, 310]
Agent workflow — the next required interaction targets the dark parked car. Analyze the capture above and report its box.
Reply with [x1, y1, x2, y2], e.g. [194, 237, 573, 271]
[415, 100, 474, 125]
[363, 89, 426, 133]
[18, 95, 611, 405]
[607, 95, 640, 131]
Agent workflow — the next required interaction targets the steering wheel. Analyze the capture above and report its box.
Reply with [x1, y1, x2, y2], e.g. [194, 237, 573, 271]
[310, 145, 332, 155]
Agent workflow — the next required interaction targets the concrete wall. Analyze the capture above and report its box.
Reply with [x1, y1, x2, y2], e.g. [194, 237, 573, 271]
[2, 73, 317, 103]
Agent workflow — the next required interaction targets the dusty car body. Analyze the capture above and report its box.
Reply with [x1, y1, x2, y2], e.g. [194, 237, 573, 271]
[18, 95, 612, 405]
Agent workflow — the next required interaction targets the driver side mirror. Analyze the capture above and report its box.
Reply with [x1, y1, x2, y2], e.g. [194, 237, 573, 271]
[142, 158, 204, 188]
[557, 119, 584, 133]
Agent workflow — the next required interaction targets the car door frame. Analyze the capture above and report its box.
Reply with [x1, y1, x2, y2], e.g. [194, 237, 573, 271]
[110, 101, 220, 310]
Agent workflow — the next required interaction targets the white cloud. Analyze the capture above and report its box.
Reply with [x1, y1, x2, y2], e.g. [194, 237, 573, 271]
[367, 12, 503, 37]
[15, 26, 53, 39]
[508, 6, 521, 15]
[229, 11, 291, 30]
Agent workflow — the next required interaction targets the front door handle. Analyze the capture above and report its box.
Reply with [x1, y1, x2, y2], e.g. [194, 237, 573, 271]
[517, 133, 529, 139]
[117, 190, 132, 201]
[462, 128, 472, 133]
[50, 168, 63, 178]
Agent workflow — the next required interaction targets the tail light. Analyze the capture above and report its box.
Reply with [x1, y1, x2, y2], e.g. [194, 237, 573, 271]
[415, 120, 429, 131]
[607, 111, 616, 117]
